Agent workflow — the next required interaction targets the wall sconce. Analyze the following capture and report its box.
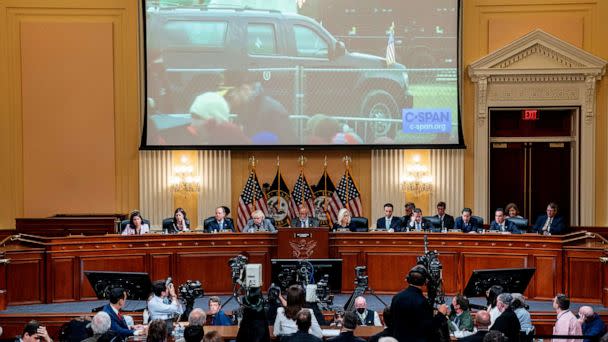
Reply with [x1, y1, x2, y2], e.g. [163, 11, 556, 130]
[402, 155, 432, 197]
[169, 156, 201, 193]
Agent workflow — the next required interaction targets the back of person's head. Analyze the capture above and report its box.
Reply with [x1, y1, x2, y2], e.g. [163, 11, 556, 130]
[96, 331, 119, 342]
[483, 330, 507, 342]
[183, 325, 205, 342]
[382, 306, 393, 328]
[91, 311, 111, 335]
[475, 310, 491, 329]
[379, 338, 399, 342]
[188, 308, 206, 327]
[146, 319, 168, 342]
[202, 331, 223, 342]
[23, 320, 41, 338]
[285, 285, 305, 319]
[407, 265, 428, 286]
[555, 293, 570, 310]
[511, 293, 527, 310]
[497, 293, 513, 307]
[486, 285, 503, 307]
[236, 305, 270, 342]
[152, 280, 166, 297]
[295, 309, 312, 332]
[342, 311, 359, 330]
[109, 288, 125, 304]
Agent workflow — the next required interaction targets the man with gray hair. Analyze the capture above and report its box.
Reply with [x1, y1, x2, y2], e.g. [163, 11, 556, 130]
[579, 306, 606, 342]
[82, 311, 111, 342]
[490, 293, 521, 342]
[183, 308, 206, 342]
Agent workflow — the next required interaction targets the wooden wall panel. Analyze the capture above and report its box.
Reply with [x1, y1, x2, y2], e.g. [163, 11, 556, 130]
[366, 253, 418, 292]
[462, 253, 528, 280]
[336, 252, 361, 292]
[7, 259, 44, 305]
[531, 256, 558, 300]
[175, 253, 236, 294]
[50, 257, 76, 302]
[567, 256, 602, 303]
[149, 254, 172, 282]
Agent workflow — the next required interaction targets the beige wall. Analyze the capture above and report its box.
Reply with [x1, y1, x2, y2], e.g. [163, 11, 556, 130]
[1, 0, 607, 228]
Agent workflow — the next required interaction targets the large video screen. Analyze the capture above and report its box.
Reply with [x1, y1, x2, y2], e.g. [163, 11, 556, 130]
[143, 0, 462, 148]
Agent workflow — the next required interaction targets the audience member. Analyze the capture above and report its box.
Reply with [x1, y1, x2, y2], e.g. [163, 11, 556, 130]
[486, 285, 504, 327]
[146, 319, 168, 342]
[244, 210, 277, 233]
[102, 288, 145, 338]
[292, 205, 319, 228]
[327, 311, 365, 342]
[449, 294, 474, 333]
[505, 203, 523, 219]
[533, 202, 568, 235]
[353, 296, 382, 326]
[274, 285, 323, 338]
[553, 294, 582, 342]
[368, 307, 393, 342]
[283, 309, 323, 342]
[489, 208, 521, 234]
[184, 308, 206, 342]
[202, 331, 223, 342]
[376, 203, 402, 231]
[434, 201, 455, 229]
[81, 312, 111, 342]
[579, 306, 606, 342]
[147, 280, 183, 326]
[122, 211, 150, 235]
[168, 208, 190, 233]
[459, 310, 491, 342]
[491, 293, 521, 342]
[208, 296, 233, 326]
[454, 208, 482, 233]
[18, 321, 52, 342]
[511, 293, 534, 337]
[206, 206, 235, 233]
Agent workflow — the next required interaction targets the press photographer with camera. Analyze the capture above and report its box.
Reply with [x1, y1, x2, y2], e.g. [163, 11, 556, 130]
[147, 280, 183, 329]
[274, 285, 323, 339]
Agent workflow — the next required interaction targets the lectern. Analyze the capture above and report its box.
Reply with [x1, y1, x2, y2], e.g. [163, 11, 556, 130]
[277, 227, 329, 259]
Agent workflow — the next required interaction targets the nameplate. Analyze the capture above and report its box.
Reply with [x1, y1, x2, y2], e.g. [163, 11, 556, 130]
[295, 233, 311, 238]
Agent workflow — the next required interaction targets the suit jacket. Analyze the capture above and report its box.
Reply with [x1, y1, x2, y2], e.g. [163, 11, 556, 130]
[102, 304, 134, 338]
[327, 331, 366, 342]
[206, 219, 235, 233]
[402, 219, 431, 232]
[376, 216, 402, 230]
[533, 215, 568, 235]
[454, 217, 482, 233]
[291, 217, 320, 228]
[458, 330, 488, 342]
[283, 331, 324, 342]
[491, 308, 521, 342]
[489, 220, 522, 234]
[244, 218, 276, 232]
[390, 286, 436, 342]
[367, 328, 391, 342]
[434, 214, 455, 229]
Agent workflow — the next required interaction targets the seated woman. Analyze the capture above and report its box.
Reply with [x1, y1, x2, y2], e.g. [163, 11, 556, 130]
[244, 210, 276, 233]
[168, 208, 190, 233]
[505, 203, 524, 219]
[332, 208, 356, 232]
[122, 211, 150, 235]
[273, 285, 323, 339]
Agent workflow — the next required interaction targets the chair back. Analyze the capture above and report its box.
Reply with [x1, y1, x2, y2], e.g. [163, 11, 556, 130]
[423, 216, 441, 228]
[472, 215, 484, 226]
[507, 217, 529, 232]
[350, 216, 369, 232]
[203, 216, 215, 231]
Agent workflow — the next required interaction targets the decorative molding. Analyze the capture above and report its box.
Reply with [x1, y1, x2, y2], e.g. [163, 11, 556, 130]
[488, 85, 580, 101]
[491, 43, 585, 69]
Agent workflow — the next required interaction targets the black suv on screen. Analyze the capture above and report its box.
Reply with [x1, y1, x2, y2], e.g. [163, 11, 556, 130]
[146, 7, 414, 138]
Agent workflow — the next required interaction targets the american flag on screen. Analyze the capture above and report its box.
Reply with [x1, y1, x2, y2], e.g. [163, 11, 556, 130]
[289, 172, 315, 219]
[328, 170, 363, 221]
[386, 27, 396, 66]
[237, 171, 268, 231]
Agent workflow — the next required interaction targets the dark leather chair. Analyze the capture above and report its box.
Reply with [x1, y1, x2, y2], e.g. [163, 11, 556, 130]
[472, 215, 484, 226]
[350, 216, 369, 232]
[423, 216, 441, 229]
[507, 217, 529, 232]
[120, 219, 151, 233]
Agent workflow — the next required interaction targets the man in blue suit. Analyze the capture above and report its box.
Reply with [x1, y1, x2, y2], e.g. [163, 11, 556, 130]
[376, 203, 402, 231]
[489, 208, 521, 234]
[533, 202, 568, 235]
[454, 208, 482, 233]
[206, 206, 235, 232]
[102, 288, 146, 339]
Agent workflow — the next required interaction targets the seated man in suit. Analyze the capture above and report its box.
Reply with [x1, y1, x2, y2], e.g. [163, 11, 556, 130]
[206, 206, 235, 233]
[376, 203, 402, 231]
[434, 201, 455, 229]
[454, 208, 482, 233]
[102, 288, 146, 339]
[489, 208, 522, 234]
[244, 210, 277, 233]
[402, 202, 416, 227]
[403, 208, 430, 232]
[533, 202, 568, 235]
[291, 205, 319, 228]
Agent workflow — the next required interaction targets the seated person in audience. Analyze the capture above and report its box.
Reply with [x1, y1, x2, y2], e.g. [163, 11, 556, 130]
[146, 319, 168, 342]
[511, 293, 534, 338]
[353, 296, 382, 326]
[579, 306, 606, 342]
[486, 285, 504, 327]
[454, 208, 482, 233]
[491, 293, 521, 342]
[122, 211, 150, 235]
[328, 311, 366, 342]
[553, 294, 581, 341]
[448, 294, 474, 334]
[82, 311, 111, 342]
[274, 285, 323, 339]
[291, 205, 319, 228]
[208, 296, 233, 326]
[283, 309, 323, 342]
[368, 307, 393, 342]
[206, 206, 235, 233]
[103, 288, 146, 338]
[202, 331, 223, 342]
[168, 208, 190, 233]
[434, 201, 455, 229]
[244, 210, 277, 233]
[403, 208, 430, 232]
[147, 280, 183, 327]
[18, 320, 52, 342]
[489, 208, 521, 234]
[332, 208, 357, 232]
[184, 308, 206, 342]
[533, 202, 568, 235]
[459, 310, 491, 342]
[402, 202, 416, 226]
[376, 203, 402, 231]
[505, 203, 524, 219]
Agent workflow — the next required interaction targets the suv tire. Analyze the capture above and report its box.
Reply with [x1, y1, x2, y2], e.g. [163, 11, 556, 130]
[360, 89, 399, 142]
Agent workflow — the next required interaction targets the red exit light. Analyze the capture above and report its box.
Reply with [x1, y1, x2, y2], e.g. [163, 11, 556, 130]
[522, 109, 539, 121]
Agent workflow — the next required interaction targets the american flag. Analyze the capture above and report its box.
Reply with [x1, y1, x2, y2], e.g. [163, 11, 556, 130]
[289, 173, 315, 219]
[386, 29, 396, 66]
[237, 171, 268, 231]
[328, 171, 363, 221]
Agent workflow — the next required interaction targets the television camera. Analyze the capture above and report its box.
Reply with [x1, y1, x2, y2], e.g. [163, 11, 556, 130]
[416, 235, 445, 306]
[163, 277, 204, 321]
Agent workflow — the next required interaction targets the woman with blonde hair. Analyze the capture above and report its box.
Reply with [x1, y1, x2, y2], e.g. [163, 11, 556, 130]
[332, 208, 356, 232]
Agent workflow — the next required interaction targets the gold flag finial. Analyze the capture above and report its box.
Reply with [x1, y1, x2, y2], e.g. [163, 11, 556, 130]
[298, 155, 307, 168]
[248, 156, 258, 170]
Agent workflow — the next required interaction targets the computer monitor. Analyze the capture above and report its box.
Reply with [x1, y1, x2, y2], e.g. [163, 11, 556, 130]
[271, 259, 342, 292]
[85, 271, 152, 300]
[463, 268, 536, 298]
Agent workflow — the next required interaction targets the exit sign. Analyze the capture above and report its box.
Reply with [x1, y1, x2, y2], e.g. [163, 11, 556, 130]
[522, 109, 539, 121]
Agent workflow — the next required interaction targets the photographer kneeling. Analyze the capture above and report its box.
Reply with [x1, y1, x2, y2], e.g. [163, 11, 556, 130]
[148, 280, 184, 331]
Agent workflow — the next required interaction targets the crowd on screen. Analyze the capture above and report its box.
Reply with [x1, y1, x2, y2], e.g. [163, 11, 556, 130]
[120, 201, 569, 236]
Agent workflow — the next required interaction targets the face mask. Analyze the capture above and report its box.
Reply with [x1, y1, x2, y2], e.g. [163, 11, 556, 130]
[356, 308, 366, 314]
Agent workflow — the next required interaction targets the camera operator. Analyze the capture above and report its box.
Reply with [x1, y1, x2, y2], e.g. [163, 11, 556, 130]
[147, 280, 183, 329]
[208, 296, 233, 326]
[390, 265, 449, 342]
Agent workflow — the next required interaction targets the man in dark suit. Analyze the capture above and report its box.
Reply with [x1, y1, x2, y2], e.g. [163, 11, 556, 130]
[454, 208, 482, 233]
[402, 208, 431, 232]
[368, 307, 394, 342]
[489, 208, 522, 234]
[533, 202, 568, 235]
[376, 203, 402, 231]
[291, 205, 320, 228]
[458, 310, 491, 342]
[284, 310, 323, 342]
[491, 293, 521, 342]
[401, 202, 416, 228]
[434, 201, 455, 229]
[205, 206, 235, 232]
[327, 311, 365, 342]
[102, 288, 146, 339]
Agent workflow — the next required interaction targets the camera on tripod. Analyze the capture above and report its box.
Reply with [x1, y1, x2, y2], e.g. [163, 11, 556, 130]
[354, 266, 369, 288]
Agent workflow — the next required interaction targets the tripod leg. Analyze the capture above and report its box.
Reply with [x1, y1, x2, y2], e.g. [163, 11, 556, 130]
[367, 288, 389, 307]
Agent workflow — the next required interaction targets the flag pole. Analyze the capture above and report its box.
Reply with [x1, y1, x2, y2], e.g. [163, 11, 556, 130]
[276, 156, 281, 214]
